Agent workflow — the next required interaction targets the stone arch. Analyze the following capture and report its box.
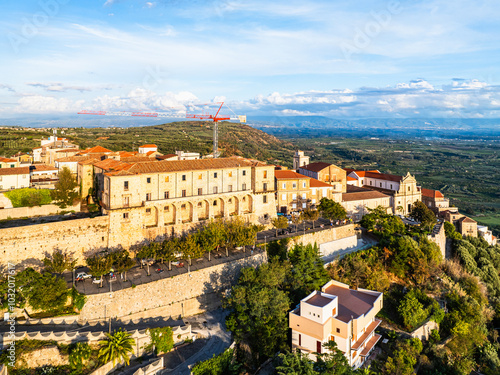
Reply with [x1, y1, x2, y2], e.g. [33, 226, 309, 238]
[144, 206, 158, 227]
[163, 204, 176, 225]
[180, 201, 194, 223]
[212, 198, 224, 218]
[241, 194, 253, 213]
[196, 199, 210, 221]
[227, 196, 239, 216]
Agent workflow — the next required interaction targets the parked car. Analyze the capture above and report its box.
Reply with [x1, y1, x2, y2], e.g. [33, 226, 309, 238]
[76, 272, 92, 281]
[93, 277, 102, 284]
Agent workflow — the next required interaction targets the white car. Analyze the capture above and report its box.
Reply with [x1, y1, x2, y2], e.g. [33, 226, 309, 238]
[76, 272, 92, 280]
[92, 277, 102, 284]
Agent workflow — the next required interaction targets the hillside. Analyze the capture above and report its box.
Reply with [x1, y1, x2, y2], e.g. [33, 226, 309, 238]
[61, 121, 295, 166]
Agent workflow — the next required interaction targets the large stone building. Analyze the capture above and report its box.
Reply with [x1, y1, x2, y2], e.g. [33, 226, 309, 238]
[293, 150, 310, 170]
[299, 162, 347, 193]
[341, 186, 392, 221]
[99, 157, 276, 243]
[289, 280, 383, 368]
[421, 188, 449, 213]
[441, 210, 478, 237]
[345, 169, 421, 215]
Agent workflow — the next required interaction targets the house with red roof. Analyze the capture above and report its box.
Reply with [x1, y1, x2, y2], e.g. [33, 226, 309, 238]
[421, 188, 450, 213]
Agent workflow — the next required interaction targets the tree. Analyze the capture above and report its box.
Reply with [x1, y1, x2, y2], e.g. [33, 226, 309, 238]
[398, 291, 427, 330]
[87, 253, 113, 287]
[42, 249, 77, 275]
[409, 201, 437, 230]
[162, 237, 180, 270]
[444, 221, 462, 240]
[276, 351, 316, 375]
[191, 348, 243, 375]
[112, 250, 135, 281]
[198, 219, 225, 261]
[26, 271, 69, 312]
[69, 342, 91, 370]
[99, 328, 135, 366]
[51, 166, 79, 208]
[137, 242, 159, 275]
[303, 209, 320, 229]
[291, 213, 304, 233]
[318, 198, 346, 222]
[225, 260, 290, 366]
[272, 216, 288, 237]
[314, 340, 353, 375]
[179, 234, 203, 265]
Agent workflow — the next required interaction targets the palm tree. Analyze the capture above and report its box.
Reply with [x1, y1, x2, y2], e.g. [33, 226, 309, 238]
[98, 328, 135, 366]
[69, 342, 91, 370]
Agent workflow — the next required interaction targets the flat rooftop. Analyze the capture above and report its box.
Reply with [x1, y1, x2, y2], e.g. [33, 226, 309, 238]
[324, 284, 380, 323]
[306, 292, 334, 307]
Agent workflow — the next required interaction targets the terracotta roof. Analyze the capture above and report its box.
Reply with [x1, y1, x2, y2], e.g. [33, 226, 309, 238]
[120, 156, 156, 163]
[274, 170, 309, 180]
[342, 185, 390, 202]
[29, 164, 58, 172]
[459, 216, 477, 224]
[310, 178, 333, 188]
[300, 162, 332, 173]
[93, 159, 132, 172]
[323, 284, 380, 323]
[78, 158, 102, 166]
[139, 144, 157, 148]
[0, 167, 30, 176]
[105, 158, 261, 177]
[347, 176, 357, 181]
[118, 151, 138, 157]
[0, 157, 17, 163]
[79, 146, 112, 154]
[55, 148, 79, 153]
[421, 188, 444, 199]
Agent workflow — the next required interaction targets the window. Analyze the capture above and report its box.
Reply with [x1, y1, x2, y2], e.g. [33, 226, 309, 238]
[242, 197, 246, 202]
[146, 193, 151, 201]
[146, 208, 151, 214]
[292, 183, 297, 188]
[123, 213, 129, 219]
[263, 171, 267, 178]
[302, 182, 306, 188]
[282, 183, 286, 189]
[263, 183, 268, 191]
[124, 181, 129, 190]
[198, 188, 203, 195]
[214, 172, 218, 178]
[182, 174, 186, 181]
[198, 202, 202, 207]
[182, 190, 187, 197]
[336, 328, 340, 333]
[302, 203, 307, 208]
[164, 191, 169, 199]
[213, 186, 218, 194]
[147, 177, 151, 183]
[164, 206, 170, 212]
[408, 186, 411, 191]
[282, 194, 286, 200]
[333, 184, 336, 190]
[370, 181, 372, 186]
[123, 196, 129, 207]
[312, 199, 316, 204]
[228, 198, 232, 203]
[390, 184, 393, 189]
[263, 195, 267, 203]
[181, 204, 186, 209]
[292, 203, 297, 209]
[242, 183, 247, 190]
[380, 182, 382, 187]
[165, 176, 169, 182]
[302, 193, 306, 199]
[299, 334, 301, 346]
[10, 164, 14, 168]
[317, 341, 322, 354]
[242, 170, 246, 176]
[213, 200, 217, 206]
[228, 185, 232, 192]
[229, 171, 232, 177]
[292, 194, 297, 200]
[198, 174, 202, 180]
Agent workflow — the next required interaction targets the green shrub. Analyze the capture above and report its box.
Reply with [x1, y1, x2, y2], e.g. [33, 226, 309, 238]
[5, 188, 52, 207]
[143, 326, 174, 354]
[192, 348, 242, 375]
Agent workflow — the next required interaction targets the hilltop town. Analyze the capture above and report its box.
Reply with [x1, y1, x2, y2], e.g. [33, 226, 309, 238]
[0, 129, 498, 374]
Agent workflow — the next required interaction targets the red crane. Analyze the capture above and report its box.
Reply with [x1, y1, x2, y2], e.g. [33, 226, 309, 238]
[78, 102, 246, 158]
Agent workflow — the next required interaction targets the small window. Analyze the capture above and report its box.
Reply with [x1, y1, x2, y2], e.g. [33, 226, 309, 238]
[182, 174, 186, 181]
[408, 186, 411, 191]
[198, 188, 202, 195]
[292, 183, 297, 188]
[124, 181, 129, 190]
[242, 170, 246, 176]
[146, 193, 151, 201]
[147, 177, 151, 183]
[165, 176, 169, 182]
[242, 197, 246, 202]
[181, 204, 186, 209]
[264, 171, 267, 178]
[242, 183, 247, 190]
[213, 186, 218, 194]
[302, 182, 306, 188]
[336, 328, 341, 334]
[164, 206, 170, 212]
[228, 185, 233, 192]
[197, 202, 202, 207]
[390, 184, 393, 189]
[282, 183, 286, 189]
[380, 182, 382, 187]
[282, 194, 286, 200]
[302, 193, 306, 199]
[123, 213, 129, 219]
[146, 208, 151, 214]
[228, 198, 232, 203]
[263, 183, 268, 191]
[370, 181, 372, 186]
[214, 172, 218, 178]
[198, 174, 202, 180]
[182, 190, 187, 197]
[263, 195, 267, 203]
[213, 200, 217, 206]
[164, 191, 169, 199]
[229, 171, 233, 177]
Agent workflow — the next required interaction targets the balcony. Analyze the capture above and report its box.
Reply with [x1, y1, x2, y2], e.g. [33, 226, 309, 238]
[360, 333, 382, 357]
[351, 319, 381, 351]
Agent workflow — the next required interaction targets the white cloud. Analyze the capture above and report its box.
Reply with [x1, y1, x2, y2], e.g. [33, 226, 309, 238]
[15, 96, 84, 114]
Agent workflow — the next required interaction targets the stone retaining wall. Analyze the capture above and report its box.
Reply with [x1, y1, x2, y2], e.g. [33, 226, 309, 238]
[0, 203, 80, 221]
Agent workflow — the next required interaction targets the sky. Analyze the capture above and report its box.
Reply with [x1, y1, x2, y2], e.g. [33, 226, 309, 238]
[1, 0, 500, 121]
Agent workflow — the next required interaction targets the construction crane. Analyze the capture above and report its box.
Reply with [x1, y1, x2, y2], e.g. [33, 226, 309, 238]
[78, 102, 246, 158]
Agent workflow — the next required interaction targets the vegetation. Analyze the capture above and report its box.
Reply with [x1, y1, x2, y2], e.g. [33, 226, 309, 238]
[69, 342, 92, 371]
[42, 249, 77, 275]
[271, 216, 288, 236]
[98, 329, 135, 366]
[144, 326, 174, 354]
[86, 253, 113, 288]
[191, 348, 243, 375]
[318, 198, 346, 222]
[4, 188, 52, 207]
[408, 201, 437, 230]
[51, 167, 78, 208]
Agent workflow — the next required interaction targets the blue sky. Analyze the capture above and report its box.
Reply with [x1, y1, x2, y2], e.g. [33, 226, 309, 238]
[1, 0, 500, 120]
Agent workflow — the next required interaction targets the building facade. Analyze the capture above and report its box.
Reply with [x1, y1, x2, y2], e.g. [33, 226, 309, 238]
[0, 167, 30, 191]
[421, 188, 449, 213]
[341, 186, 392, 221]
[289, 280, 383, 368]
[293, 150, 310, 170]
[299, 162, 347, 194]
